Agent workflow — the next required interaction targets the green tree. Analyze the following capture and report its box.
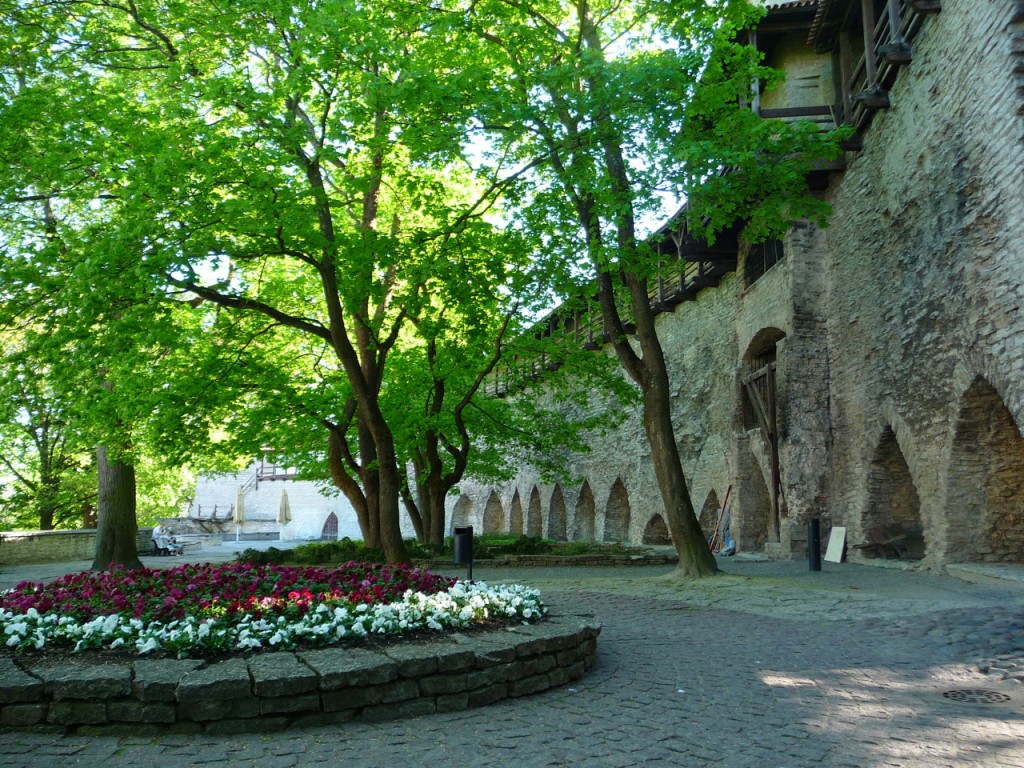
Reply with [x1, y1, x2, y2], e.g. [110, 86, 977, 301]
[454, 0, 844, 576]
[0, 0, 589, 563]
[0, 328, 96, 531]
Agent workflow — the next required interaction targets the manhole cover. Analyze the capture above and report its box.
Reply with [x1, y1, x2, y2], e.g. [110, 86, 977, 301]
[942, 689, 1013, 705]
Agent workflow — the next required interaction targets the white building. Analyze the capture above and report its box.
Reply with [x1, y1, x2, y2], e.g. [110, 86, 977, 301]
[181, 457, 417, 543]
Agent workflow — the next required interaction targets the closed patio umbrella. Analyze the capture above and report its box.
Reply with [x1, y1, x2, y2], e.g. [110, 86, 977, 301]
[278, 489, 292, 525]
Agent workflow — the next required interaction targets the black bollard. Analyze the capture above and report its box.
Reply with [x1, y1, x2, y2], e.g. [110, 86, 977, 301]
[453, 525, 474, 580]
[808, 517, 822, 571]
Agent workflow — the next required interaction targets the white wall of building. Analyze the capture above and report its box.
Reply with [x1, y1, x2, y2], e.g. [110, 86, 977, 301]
[189, 462, 418, 542]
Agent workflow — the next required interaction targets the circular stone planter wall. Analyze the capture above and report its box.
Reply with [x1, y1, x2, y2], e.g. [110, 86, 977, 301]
[0, 613, 599, 735]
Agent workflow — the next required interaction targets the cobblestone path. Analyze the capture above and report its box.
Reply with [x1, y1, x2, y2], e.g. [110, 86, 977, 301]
[1, 559, 1022, 767]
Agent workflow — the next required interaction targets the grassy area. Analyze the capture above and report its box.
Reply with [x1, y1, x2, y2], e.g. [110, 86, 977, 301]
[235, 535, 649, 566]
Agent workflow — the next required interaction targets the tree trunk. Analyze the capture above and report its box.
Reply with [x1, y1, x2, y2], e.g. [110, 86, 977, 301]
[640, 359, 719, 578]
[36, 478, 58, 531]
[373, 444, 410, 563]
[91, 445, 143, 571]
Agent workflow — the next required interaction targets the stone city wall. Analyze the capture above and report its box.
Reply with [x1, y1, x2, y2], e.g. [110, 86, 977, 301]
[0, 530, 153, 567]
[821, 0, 1024, 565]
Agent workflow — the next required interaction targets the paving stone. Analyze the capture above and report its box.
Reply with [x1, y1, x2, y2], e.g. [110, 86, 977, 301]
[359, 698, 436, 722]
[2, 561, 1024, 768]
[202, 716, 289, 736]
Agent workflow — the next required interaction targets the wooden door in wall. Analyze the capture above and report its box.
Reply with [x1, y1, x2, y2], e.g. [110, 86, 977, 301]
[742, 357, 782, 541]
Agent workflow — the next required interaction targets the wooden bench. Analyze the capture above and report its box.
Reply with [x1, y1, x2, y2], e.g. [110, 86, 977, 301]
[852, 524, 923, 559]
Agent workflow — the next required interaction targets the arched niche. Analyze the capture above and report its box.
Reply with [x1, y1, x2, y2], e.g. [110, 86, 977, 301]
[572, 482, 595, 541]
[450, 495, 473, 534]
[860, 426, 924, 559]
[699, 490, 721, 540]
[603, 479, 632, 543]
[320, 512, 339, 541]
[642, 514, 673, 545]
[946, 378, 1024, 563]
[482, 491, 505, 534]
[547, 484, 568, 541]
[509, 490, 524, 537]
[527, 487, 543, 537]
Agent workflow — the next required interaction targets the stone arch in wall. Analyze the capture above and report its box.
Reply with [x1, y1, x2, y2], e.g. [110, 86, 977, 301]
[642, 514, 673, 545]
[736, 441, 773, 551]
[699, 490, 721, 540]
[572, 482, 595, 541]
[741, 328, 786, 543]
[509, 490, 524, 537]
[450, 496, 473, 533]
[945, 377, 1024, 563]
[547, 485, 568, 540]
[860, 426, 924, 559]
[527, 487, 543, 536]
[482, 491, 505, 534]
[320, 512, 339, 541]
[603, 480, 632, 543]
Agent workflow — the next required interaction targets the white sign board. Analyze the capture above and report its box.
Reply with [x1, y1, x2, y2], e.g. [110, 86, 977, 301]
[824, 526, 846, 563]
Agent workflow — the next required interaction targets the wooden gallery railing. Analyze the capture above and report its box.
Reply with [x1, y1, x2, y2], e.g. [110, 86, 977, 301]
[486, 222, 740, 397]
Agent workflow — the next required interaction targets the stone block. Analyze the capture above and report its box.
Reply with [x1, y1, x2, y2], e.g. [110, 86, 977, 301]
[508, 673, 551, 698]
[31, 662, 132, 701]
[382, 643, 449, 676]
[506, 621, 575, 656]
[418, 673, 468, 697]
[47, 701, 107, 725]
[434, 647, 477, 673]
[435, 692, 470, 712]
[321, 685, 384, 712]
[379, 679, 420, 704]
[0, 659, 43, 703]
[106, 700, 176, 724]
[466, 665, 509, 690]
[555, 647, 581, 667]
[360, 698, 435, 722]
[179, 695, 259, 722]
[297, 648, 397, 690]
[0, 703, 47, 726]
[548, 660, 584, 687]
[132, 659, 204, 702]
[177, 658, 251, 704]
[248, 653, 318, 698]
[452, 632, 518, 667]
[467, 682, 507, 708]
[508, 655, 556, 679]
[259, 693, 321, 715]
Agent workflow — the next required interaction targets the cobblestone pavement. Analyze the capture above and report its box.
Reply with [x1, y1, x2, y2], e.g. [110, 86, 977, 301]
[1, 556, 1023, 767]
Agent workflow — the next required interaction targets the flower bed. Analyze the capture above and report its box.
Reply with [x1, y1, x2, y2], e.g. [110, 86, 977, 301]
[0, 562, 545, 657]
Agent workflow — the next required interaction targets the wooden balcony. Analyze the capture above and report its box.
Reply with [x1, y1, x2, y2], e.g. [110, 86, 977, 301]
[812, 0, 941, 132]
